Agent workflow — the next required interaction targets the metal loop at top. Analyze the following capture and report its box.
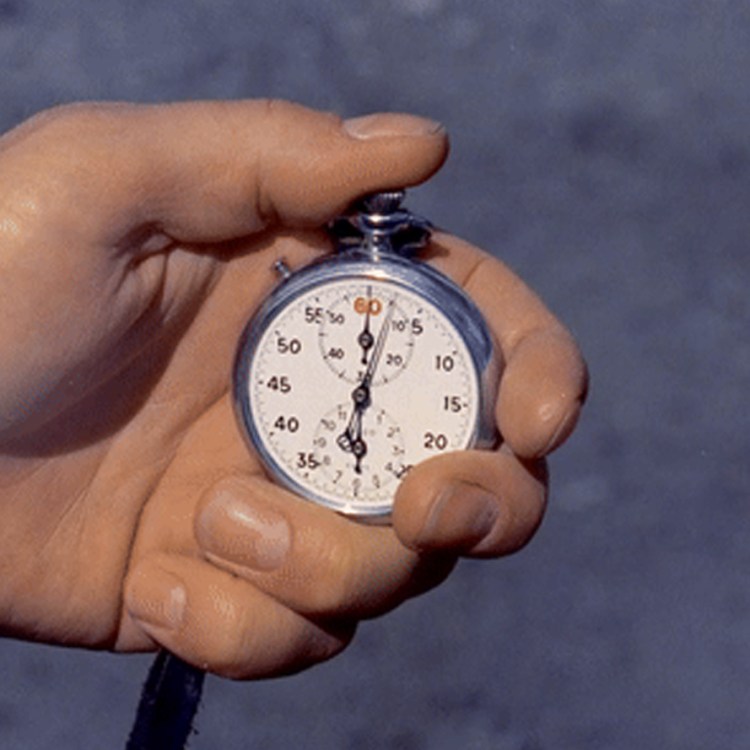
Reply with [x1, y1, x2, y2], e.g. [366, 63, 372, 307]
[328, 190, 432, 258]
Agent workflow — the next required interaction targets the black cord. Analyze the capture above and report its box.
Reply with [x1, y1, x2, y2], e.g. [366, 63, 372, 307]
[126, 651, 206, 750]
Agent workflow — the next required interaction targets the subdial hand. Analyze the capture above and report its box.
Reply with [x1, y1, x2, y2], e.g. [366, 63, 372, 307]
[358, 286, 375, 366]
[337, 391, 365, 453]
[337, 386, 369, 469]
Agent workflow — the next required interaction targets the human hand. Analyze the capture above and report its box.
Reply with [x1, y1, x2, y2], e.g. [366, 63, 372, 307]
[0, 100, 586, 678]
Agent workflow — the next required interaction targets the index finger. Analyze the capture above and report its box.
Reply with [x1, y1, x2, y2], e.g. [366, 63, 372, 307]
[428, 232, 588, 458]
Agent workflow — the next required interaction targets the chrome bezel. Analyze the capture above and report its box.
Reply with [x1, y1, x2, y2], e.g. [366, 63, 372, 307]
[232, 250, 499, 520]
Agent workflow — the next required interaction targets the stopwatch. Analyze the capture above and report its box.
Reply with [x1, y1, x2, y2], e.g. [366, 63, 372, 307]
[233, 191, 499, 520]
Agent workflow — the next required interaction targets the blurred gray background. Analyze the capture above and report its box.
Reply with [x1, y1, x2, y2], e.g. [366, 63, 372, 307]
[1, 1, 748, 748]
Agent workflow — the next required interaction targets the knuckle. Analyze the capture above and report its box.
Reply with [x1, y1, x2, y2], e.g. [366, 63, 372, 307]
[17, 102, 121, 144]
[204, 610, 354, 681]
[299, 541, 361, 615]
[0, 104, 131, 231]
[270, 621, 355, 679]
[259, 97, 296, 118]
[259, 97, 340, 130]
[195, 599, 250, 679]
[296, 532, 417, 618]
[0, 182, 45, 247]
[25, 103, 90, 132]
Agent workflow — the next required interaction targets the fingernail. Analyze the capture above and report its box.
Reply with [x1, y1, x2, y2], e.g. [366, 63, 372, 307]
[344, 113, 445, 139]
[197, 486, 291, 572]
[127, 566, 186, 631]
[416, 483, 499, 551]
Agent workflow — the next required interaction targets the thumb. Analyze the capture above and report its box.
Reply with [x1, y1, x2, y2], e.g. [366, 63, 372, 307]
[3, 99, 448, 245]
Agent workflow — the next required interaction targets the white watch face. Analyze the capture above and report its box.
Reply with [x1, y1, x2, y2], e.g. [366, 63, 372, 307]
[241, 276, 482, 517]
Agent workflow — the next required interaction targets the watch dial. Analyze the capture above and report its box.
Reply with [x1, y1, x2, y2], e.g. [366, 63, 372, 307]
[241, 276, 482, 517]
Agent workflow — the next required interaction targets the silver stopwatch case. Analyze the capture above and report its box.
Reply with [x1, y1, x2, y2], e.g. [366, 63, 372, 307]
[233, 192, 499, 520]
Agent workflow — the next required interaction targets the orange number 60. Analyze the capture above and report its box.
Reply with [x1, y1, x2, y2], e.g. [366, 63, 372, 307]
[353, 297, 383, 315]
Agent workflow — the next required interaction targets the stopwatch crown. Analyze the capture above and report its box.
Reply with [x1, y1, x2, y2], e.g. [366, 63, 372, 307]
[329, 190, 432, 258]
[360, 190, 406, 215]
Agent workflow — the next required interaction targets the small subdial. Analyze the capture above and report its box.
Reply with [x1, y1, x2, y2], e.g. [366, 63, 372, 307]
[311, 404, 408, 501]
[318, 292, 414, 385]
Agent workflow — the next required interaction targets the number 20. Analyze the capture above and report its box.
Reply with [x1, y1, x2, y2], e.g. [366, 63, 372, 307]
[424, 432, 448, 450]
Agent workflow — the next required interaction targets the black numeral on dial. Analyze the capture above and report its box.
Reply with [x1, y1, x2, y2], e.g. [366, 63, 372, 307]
[424, 432, 449, 450]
